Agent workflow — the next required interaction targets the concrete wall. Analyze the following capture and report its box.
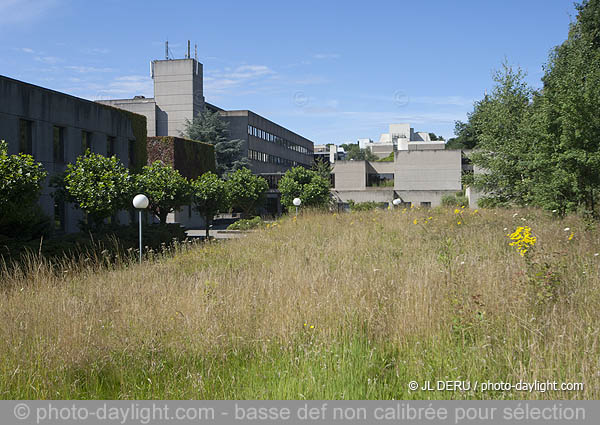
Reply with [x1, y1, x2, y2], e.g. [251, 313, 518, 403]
[97, 98, 157, 136]
[152, 59, 204, 137]
[332, 161, 367, 190]
[0, 75, 141, 233]
[394, 150, 461, 191]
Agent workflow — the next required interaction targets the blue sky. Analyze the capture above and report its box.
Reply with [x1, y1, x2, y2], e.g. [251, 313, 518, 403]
[1, 0, 578, 144]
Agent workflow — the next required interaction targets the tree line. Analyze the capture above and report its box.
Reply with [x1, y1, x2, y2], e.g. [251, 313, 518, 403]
[449, 0, 600, 217]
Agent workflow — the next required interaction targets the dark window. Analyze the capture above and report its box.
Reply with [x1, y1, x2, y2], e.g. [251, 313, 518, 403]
[53, 126, 65, 163]
[421, 202, 431, 208]
[54, 199, 65, 232]
[128, 139, 136, 167]
[107, 136, 116, 157]
[19, 119, 33, 154]
[367, 173, 394, 187]
[81, 131, 91, 154]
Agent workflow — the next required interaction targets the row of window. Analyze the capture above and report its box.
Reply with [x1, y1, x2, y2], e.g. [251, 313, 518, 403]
[247, 125, 313, 156]
[248, 149, 307, 167]
[18, 119, 135, 165]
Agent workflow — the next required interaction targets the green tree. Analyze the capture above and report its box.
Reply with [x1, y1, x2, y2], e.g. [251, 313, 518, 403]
[135, 161, 192, 225]
[467, 62, 534, 206]
[182, 109, 250, 177]
[445, 120, 479, 150]
[192, 172, 227, 238]
[312, 157, 332, 185]
[60, 152, 132, 230]
[0, 140, 49, 238]
[529, 0, 600, 216]
[340, 143, 378, 161]
[225, 167, 268, 218]
[278, 166, 331, 210]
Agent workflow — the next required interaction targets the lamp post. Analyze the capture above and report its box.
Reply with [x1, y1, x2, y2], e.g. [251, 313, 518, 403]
[132, 194, 149, 263]
[392, 198, 401, 209]
[293, 197, 302, 217]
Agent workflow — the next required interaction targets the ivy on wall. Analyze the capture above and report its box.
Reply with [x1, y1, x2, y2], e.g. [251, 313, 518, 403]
[97, 104, 148, 172]
[148, 136, 216, 179]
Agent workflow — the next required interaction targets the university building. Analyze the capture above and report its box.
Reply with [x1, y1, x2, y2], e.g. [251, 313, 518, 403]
[99, 55, 315, 214]
[0, 75, 146, 233]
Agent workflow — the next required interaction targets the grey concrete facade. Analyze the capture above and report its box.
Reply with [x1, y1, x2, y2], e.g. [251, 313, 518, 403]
[0, 75, 143, 233]
[332, 149, 463, 207]
[98, 59, 204, 138]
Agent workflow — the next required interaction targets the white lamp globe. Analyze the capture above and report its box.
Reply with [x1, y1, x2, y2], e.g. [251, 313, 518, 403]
[133, 194, 149, 209]
[292, 197, 302, 207]
[392, 199, 401, 206]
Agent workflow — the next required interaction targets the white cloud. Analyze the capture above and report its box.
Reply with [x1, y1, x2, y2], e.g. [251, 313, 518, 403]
[66, 65, 114, 73]
[34, 55, 62, 64]
[81, 47, 110, 55]
[21, 47, 35, 54]
[314, 53, 341, 60]
[204, 64, 277, 94]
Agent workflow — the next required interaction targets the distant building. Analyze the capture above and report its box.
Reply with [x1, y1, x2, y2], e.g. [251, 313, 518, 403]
[361, 123, 445, 158]
[0, 75, 146, 233]
[331, 124, 471, 207]
[314, 144, 346, 165]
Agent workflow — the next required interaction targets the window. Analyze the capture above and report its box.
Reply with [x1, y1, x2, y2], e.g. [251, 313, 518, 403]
[107, 136, 116, 157]
[19, 119, 33, 154]
[420, 202, 431, 208]
[53, 126, 65, 163]
[128, 139, 136, 168]
[54, 199, 65, 232]
[81, 131, 91, 153]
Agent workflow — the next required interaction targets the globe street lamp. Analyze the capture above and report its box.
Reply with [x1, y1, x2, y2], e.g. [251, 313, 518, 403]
[293, 197, 302, 217]
[392, 198, 401, 209]
[132, 194, 149, 263]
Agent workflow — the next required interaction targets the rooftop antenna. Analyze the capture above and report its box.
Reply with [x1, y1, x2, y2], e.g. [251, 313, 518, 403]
[194, 43, 197, 61]
[187, 40, 190, 59]
[165, 41, 169, 60]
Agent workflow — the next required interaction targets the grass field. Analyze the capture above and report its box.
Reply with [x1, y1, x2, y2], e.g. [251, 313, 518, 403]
[1, 207, 599, 399]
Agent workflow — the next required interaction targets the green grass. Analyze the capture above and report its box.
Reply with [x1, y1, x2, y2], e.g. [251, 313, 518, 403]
[1, 207, 598, 399]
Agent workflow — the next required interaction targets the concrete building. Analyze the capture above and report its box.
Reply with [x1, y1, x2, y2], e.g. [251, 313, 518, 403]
[99, 59, 204, 137]
[0, 75, 146, 233]
[332, 150, 463, 207]
[314, 144, 346, 165]
[361, 123, 446, 158]
[99, 54, 315, 216]
[332, 124, 463, 207]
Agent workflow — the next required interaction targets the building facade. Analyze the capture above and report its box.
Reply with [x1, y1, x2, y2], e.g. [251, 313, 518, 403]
[99, 56, 315, 216]
[0, 75, 145, 233]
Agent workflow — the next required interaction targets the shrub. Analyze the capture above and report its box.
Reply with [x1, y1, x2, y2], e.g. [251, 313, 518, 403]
[227, 216, 264, 231]
[0, 140, 49, 238]
[278, 167, 331, 211]
[441, 192, 469, 208]
[58, 152, 133, 230]
[135, 161, 192, 225]
[225, 168, 268, 217]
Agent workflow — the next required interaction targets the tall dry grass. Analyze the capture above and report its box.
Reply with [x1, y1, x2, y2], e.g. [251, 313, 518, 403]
[0, 207, 598, 399]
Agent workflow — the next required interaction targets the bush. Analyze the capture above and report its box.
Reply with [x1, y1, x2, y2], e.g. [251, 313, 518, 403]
[441, 193, 469, 207]
[347, 200, 386, 211]
[278, 167, 331, 211]
[0, 140, 49, 238]
[0, 223, 186, 264]
[227, 216, 264, 231]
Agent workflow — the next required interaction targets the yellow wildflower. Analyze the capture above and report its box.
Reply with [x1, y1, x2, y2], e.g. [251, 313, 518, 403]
[507, 226, 537, 257]
[568, 232, 574, 241]
[413, 219, 418, 225]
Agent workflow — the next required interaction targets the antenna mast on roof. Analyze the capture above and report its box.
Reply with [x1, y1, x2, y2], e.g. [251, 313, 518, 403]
[187, 40, 190, 59]
[195, 44, 197, 61]
[165, 41, 169, 60]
